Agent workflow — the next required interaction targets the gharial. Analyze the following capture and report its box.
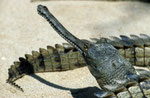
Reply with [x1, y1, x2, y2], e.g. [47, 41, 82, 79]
[6, 5, 150, 98]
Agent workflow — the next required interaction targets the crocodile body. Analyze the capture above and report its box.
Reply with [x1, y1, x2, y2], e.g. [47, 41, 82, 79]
[37, 5, 150, 97]
[7, 34, 150, 89]
[7, 5, 150, 97]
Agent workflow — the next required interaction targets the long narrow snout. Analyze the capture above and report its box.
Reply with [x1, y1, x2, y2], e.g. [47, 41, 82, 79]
[37, 5, 87, 54]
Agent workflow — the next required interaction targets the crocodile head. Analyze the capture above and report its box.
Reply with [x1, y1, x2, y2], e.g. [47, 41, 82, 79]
[37, 5, 149, 97]
[37, 5, 92, 56]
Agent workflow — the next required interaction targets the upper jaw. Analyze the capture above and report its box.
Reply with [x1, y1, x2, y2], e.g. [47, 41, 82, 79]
[37, 5, 88, 54]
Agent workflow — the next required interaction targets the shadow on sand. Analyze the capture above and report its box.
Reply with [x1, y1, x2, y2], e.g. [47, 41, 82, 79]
[30, 74, 101, 98]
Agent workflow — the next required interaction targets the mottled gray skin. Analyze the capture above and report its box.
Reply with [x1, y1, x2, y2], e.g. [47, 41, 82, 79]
[6, 36, 150, 97]
[37, 5, 149, 97]
[86, 43, 136, 91]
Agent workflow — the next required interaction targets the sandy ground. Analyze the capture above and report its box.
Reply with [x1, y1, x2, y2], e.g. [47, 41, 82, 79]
[0, 0, 150, 98]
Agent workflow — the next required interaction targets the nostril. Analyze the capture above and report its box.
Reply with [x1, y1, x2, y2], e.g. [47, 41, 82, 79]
[84, 45, 88, 50]
[37, 4, 43, 10]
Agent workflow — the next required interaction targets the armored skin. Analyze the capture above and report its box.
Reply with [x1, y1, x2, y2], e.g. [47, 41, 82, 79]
[37, 5, 150, 97]
[6, 5, 150, 98]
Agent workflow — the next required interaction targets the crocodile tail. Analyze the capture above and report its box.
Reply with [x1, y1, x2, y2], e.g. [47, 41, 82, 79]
[93, 34, 150, 67]
[7, 44, 87, 91]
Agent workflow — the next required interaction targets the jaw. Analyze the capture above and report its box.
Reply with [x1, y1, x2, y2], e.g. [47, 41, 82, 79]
[37, 5, 89, 54]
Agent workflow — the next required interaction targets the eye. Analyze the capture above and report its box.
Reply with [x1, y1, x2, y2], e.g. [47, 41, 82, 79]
[84, 44, 88, 50]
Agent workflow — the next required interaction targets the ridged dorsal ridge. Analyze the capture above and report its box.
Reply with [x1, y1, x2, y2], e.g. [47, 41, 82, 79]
[93, 34, 150, 48]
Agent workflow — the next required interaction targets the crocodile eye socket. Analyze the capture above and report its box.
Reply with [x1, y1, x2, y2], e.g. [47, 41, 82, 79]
[84, 44, 88, 50]
[112, 63, 116, 67]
